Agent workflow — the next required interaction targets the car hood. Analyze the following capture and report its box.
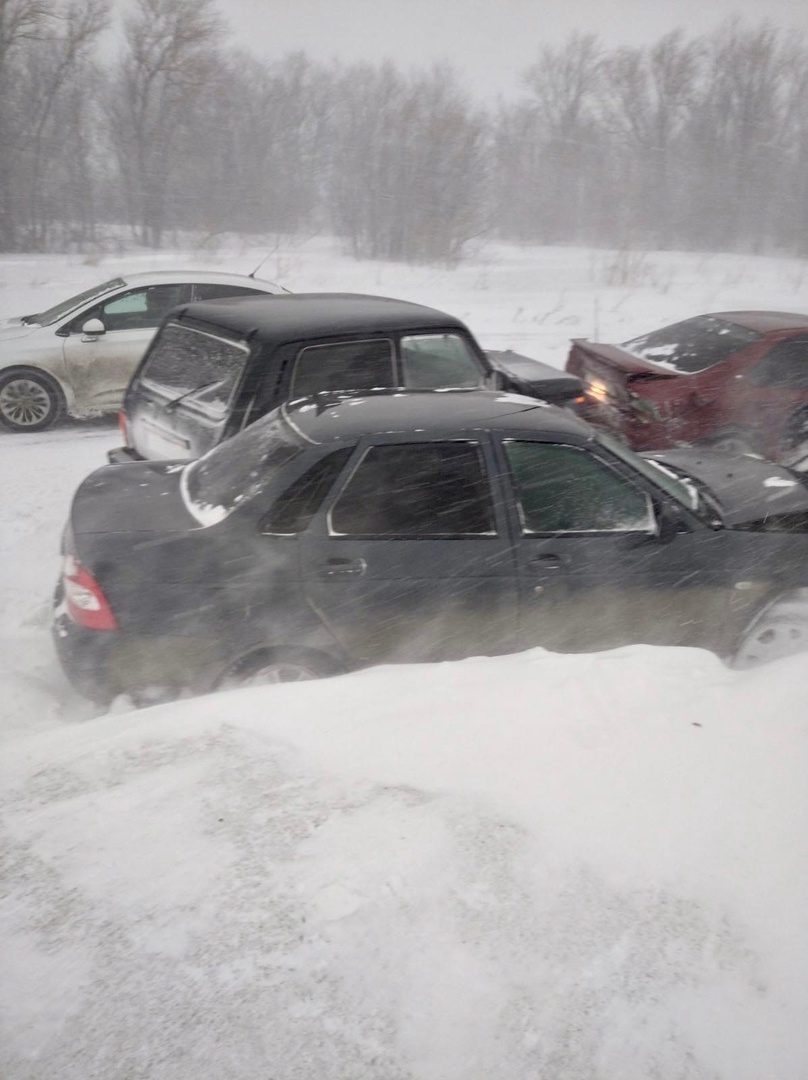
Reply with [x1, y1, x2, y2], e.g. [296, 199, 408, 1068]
[0, 318, 38, 341]
[70, 461, 197, 537]
[647, 449, 808, 527]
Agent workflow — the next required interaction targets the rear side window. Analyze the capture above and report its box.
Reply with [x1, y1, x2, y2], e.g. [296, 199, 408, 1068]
[191, 284, 268, 301]
[290, 340, 395, 398]
[622, 316, 762, 374]
[139, 321, 249, 418]
[330, 442, 496, 537]
[504, 441, 653, 533]
[261, 448, 354, 534]
[400, 333, 486, 388]
[748, 340, 808, 389]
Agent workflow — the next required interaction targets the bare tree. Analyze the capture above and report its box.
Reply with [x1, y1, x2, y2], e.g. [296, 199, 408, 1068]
[107, 0, 223, 247]
[520, 32, 603, 242]
[600, 31, 702, 246]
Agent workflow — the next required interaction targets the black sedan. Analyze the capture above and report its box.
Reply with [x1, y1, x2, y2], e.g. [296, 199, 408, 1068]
[54, 389, 808, 702]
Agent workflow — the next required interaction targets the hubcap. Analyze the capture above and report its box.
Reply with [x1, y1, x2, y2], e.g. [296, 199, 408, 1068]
[242, 662, 316, 686]
[0, 378, 52, 426]
[735, 617, 808, 668]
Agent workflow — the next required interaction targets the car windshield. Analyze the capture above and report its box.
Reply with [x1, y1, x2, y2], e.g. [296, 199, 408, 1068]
[621, 315, 762, 374]
[594, 430, 716, 522]
[181, 407, 304, 526]
[26, 278, 126, 325]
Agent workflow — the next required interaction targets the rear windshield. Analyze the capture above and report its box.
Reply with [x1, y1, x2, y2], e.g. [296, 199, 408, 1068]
[139, 321, 250, 418]
[621, 315, 762, 374]
[181, 409, 303, 526]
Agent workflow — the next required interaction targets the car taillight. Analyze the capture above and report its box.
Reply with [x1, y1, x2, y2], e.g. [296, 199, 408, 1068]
[118, 409, 130, 446]
[62, 555, 118, 631]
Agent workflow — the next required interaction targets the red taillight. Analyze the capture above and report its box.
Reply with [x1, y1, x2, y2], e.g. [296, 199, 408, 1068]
[62, 555, 118, 631]
[118, 409, 130, 445]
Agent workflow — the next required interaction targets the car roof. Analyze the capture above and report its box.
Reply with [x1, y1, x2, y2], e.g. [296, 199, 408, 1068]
[711, 310, 808, 333]
[173, 292, 468, 344]
[281, 389, 590, 444]
[119, 270, 283, 293]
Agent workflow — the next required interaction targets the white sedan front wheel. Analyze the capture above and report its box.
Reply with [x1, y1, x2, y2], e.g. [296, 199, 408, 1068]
[0, 370, 63, 432]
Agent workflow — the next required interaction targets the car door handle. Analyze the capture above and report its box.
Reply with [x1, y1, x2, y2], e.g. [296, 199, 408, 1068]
[528, 553, 567, 570]
[319, 557, 367, 579]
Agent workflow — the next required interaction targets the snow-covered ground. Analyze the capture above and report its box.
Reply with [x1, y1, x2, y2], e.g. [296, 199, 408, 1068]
[1, 238, 807, 1079]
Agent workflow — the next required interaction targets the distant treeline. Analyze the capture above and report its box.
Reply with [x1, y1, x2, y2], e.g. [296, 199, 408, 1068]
[1, 0, 806, 262]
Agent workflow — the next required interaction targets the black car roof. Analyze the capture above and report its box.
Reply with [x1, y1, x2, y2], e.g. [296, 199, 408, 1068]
[280, 389, 590, 444]
[174, 292, 469, 344]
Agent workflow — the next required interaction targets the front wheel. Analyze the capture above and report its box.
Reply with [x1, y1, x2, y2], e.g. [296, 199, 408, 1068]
[0, 369, 64, 432]
[703, 427, 760, 457]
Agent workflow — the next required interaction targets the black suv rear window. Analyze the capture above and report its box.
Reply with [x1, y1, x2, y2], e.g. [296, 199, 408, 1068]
[139, 321, 250, 417]
[622, 316, 762, 374]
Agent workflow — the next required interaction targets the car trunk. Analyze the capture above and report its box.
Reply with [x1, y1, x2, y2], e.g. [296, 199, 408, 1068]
[567, 340, 678, 409]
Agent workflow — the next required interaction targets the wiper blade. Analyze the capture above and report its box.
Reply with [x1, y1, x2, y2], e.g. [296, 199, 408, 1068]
[164, 379, 225, 412]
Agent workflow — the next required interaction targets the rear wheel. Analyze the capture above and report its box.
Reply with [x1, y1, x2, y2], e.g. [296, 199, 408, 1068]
[0, 369, 64, 432]
[733, 595, 808, 669]
[217, 648, 340, 690]
[703, 427, 759, 457]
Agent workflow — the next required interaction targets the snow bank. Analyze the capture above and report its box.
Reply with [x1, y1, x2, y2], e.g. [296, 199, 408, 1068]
[2, 646, 806, 1080]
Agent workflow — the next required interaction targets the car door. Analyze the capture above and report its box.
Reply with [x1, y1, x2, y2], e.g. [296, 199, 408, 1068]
[62, 283, 188, 411]
[298, 437, 519, 663]
[498, 437, 735, 653]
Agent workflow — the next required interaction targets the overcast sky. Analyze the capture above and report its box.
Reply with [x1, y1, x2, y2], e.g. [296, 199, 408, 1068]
[218, 0, 808, 97]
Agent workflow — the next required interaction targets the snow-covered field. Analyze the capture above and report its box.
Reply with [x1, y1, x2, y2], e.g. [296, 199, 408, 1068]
[1, 238, 807, 1078]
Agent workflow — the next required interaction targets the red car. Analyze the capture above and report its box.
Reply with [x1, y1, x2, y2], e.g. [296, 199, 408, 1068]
[566, 311, 808, 469]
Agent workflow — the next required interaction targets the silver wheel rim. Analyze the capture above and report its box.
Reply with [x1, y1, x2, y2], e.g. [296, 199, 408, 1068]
[735, 617, 808, 668]
[0, 378, 52, 427]
[241, 661, 316, 686]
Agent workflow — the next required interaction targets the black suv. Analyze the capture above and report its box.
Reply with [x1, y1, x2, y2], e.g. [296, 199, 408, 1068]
[108, 293, 582, 462]
[56, 389, 808, 702]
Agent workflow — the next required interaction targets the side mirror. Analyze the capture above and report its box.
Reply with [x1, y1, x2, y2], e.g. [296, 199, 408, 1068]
[81, 318, 105, 337]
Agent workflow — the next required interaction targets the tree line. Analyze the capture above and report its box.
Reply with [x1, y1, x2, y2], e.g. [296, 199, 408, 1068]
[1, 0, 806, 262]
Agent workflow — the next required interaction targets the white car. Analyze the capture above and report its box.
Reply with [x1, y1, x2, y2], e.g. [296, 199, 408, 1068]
[0, 271, 285, 432]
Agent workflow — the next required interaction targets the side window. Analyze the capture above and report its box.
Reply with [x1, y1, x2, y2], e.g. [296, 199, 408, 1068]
[330, 442, 496, 537]
[504, 441, 653, 534]
[747, 340, 808, 390]
[400, 333, 486, 389]
[260, 448, 354, 535]
[192, 284, 267, 302]
[71, 284, 185, 333]
[290, 339, 395, 398]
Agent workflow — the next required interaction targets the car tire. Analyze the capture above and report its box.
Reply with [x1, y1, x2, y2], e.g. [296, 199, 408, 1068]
[703, 427, 760, 457]
[217, 648, 341, 690]
[732, 594, 808, 669]
[0, 368, 64, 432]
[780, 407, 808, 470]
